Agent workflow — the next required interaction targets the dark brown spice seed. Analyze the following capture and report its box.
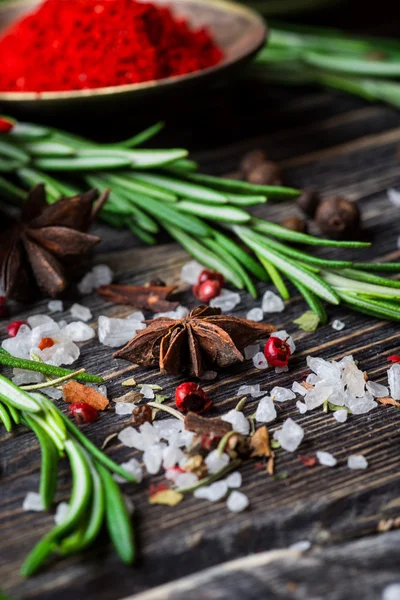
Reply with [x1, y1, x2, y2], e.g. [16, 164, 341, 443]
[296, 188, 321, 217]
[240, 149, 268, 176]
[246, 161, 282, 186]
[280, 216, 308, 234]
[315, 196, 361, 239]
[131, 404, 152, 425]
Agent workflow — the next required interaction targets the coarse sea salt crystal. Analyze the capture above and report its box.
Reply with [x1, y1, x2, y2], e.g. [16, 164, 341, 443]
[115, 402, 134, 416]
[181, 260, 204, 285]
[333, 409, 348, 423]
[70, 303, 92, 322]
[153, 305, 189, 319]
[193, 486, 211, 499]
[347, 454, 368, 469]
[221, 410, 250, 435]
[162, 446, 185, 469]
[92, 264, 113, 287]
[275, 365, 289, 374]
[237, 384, 264, 398]
[255, 396, 276, 423]
[78, 271, 95, 295]
[271, 386, 296, 402]
[174, 472, 198, 488]
[345, 394, 377, 414]
[252, 352, 269, 370]
[244, 344, 260, 360]
[118, 427, 144, 450]
[114, 458, 143, 484]
[37, 340, 80, 367]
[227, 491, 249, 513]
[289, 540, 312, 552]
[98, 315, 145, 347]
[126, 311, 145, 322]
[343, 362, 365, 397]
[331, 319, 345, 331]
[387, 188, 400, 207]
[366, 380, 389, 398]
[206, 481, 229, 502]
[27, 314, 54, 328]
[296, 400, 308, 414]
[225, 471, 242, 489]
[12, 368, 44, 385]
[261, 290, 285, 313]
[210, 289, 241, 312]
[40, 387, 63, 400]
[304, 381, 334, 410]
[140, 385, 154, 399]
[246, 307, 263, 322]
[383, 583, 400, 600]
[48, 300, 63, 313]
[316, 451, 337, 467]
[205, 450, 230, 474]
[143, 444, 163, 474]
[54, 502, 69, 525]
[388, 364, 400, 400]
[23, 492, 44, 512]
[306, 373, 320, 385]
[274, 418, 304, 452]
[307, 356, 341, 381]
[63, 321, 95, 342]
[139, 422, 160, 448]
[292, 381, 307, 396]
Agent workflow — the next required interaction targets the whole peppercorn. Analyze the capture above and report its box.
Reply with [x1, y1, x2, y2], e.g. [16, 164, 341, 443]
[280, 216, 308, 234]
[264, 336, 291, 367]
[296, 188, 321, 218]
[315, 196, 360, 239]
[247, 161, 282, 186]
[175, 382, 212, 413]
[68, 401, 99, 424]
[240, 149, 268, 177]
[198, 269, 224, 286]
[7, 319, 28, 337]
[193, 279, 221, 303]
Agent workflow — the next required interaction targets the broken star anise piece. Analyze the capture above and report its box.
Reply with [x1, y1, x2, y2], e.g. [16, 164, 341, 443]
[0, 184, 108, 301]
[114, 305, 276, 378]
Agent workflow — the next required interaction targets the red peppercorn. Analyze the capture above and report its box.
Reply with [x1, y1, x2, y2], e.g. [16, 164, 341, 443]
[175, 382, 212, 413]
[0, 117, 14, 133]
[388, 355, 400, 363]
[263, 336, 291, 367]
[198, 269, 224, 286]
[68, 401, 99, 424]
[192, 279, 221, 303]
[7, 320, 28, 337]
[38, 337, 55, 350]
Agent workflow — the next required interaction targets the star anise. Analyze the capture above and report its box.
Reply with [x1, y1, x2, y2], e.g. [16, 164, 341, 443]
[114, 305, 276, 377]
[0, 184, 107, 301]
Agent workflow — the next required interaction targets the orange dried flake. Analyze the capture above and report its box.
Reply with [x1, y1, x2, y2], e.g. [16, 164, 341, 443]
[377, 397, 400, 407]
[300, 381, 314, 390]
[63, 380, 109, 410]
[38, 337, 55, 350]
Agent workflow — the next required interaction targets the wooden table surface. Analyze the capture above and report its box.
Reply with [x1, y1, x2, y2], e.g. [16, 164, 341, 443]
[1, 77, 400, 599]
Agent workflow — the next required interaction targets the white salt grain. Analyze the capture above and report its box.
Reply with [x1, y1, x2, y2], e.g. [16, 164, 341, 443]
[244, 344, 260, 360]
[345, 394, 377, 414]
[126, 311, 145, 322]
[225, 471, 242, 489]
[139, 422, 160, 448]
[289, 540, 311, 552]
[210, 289, 241, 312]
[237, 384, 264, 398]
[316, 451, 337, 467]
[207, 481, 229, 502]
[388, 364, 400, 400]
[343, 362, 366, 397]
[246, 307, 263, 322]
[382, 583, 400, 600]
[63, 321, 95, 342]
[174, 472, 198, 488]
[271, 386, 296, 402]
[347, 454, 368, 470]
[118, 427, 144, 450]
[274, 418, 304, 452]
[366, 380, 389, 398]
[387, 188, 400, 207]
[140, 385, 155, 399]
[333, 409, 348, 423]
[227, 491, 249, 513]
[261, 290, 285, 313]
[292, 381, 307, 396]
[221, 410, 250, 435]
[48, 300, 63, 313]
[78, 271, 95, 295]
[275, 365, 289, 374]
[70, 303, 92, 322]
[255, 396, 277, 423]
[27, 314, 54, 328]
[162, 446, 185, 469]
[23, 492, 44, 512]
[296, 400, 308, 414]
[54, 502, 69, 525]
[115, 402, 134, 416]
[114, 458, 143, 484]
[92, 264, 113, 287]
[205, 450, 230, 474]
[143, 444, 163, 474]
[332, 319, 345, 331]
[252, 352, 269, 370]
[180, 260, 204, 285]
[98, 315, 144, 347]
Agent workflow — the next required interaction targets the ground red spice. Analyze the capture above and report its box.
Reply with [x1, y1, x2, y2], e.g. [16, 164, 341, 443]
[0, 0, 223, 93]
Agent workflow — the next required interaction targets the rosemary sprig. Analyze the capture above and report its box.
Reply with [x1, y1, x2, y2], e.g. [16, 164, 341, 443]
[0, 376, 135, 575]
[1, 119, 400, 322]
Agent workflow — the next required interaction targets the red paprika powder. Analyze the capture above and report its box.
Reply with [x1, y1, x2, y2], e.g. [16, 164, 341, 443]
[0, 0, 223, 93]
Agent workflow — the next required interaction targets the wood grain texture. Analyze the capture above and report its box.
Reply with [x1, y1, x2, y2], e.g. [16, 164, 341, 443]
[1, 79, 400, 600]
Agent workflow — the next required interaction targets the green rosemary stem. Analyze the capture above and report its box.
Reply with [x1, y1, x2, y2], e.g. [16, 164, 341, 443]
[0, 350, 104, 384]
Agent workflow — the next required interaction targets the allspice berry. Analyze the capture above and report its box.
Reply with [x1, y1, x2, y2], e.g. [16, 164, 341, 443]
[240, 149, 268, 177]
[281, 216, 308, 234]
[247, 161, 282, 185]
[315, 196, 360, 239]
[296, 188, 321, 218]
